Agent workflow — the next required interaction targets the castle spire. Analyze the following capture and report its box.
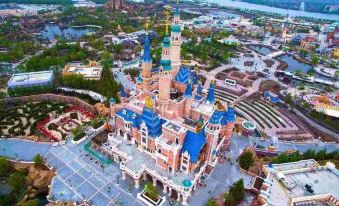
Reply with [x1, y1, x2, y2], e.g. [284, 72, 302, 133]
[184, 79, 193, 98]
[164, 5, 171, 35]
[206, 80, 215, 104]
[175, 0, 180, 16]
[142, 21, 152, 63]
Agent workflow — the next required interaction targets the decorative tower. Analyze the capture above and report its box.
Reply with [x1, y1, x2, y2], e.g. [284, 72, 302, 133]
[206, 80, 215, 104]
[158, 7, 173, 115]
[183, 80, 193, 117]
[195, 80, 203, 101]
[196, 114, 203, 133]
[170, 0, 182, 77]
[205, 103, 223, 164]
[141, 21, 153, 91]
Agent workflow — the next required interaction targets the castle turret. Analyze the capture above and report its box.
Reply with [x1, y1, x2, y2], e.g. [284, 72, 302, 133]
[196, 114, 203, 133]
[170, 1, 182, 77]
[205, 102, 224, 164]
[184, 80, 193, 117]
[206, 80, 215, 104]
[141, 32, 153, 91]
[158, 9, 173, 115]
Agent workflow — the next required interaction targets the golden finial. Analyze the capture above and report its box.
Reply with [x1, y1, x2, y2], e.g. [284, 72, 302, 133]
[215, 100, 225, 111]
[164, 5, 171, 35]
[145, 96, 154, 108]
[211, 79, 216, 85]
[144, 18, 150, 31]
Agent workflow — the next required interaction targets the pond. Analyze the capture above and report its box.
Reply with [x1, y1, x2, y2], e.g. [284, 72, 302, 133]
[41, 24, 99, 41]
[276, 54, 312, 73]
[248, 45, 275, 56]
[276, 54, 333, 81]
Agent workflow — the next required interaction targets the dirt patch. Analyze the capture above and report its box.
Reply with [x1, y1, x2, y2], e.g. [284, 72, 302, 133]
[216, 72, 228, 80]
[244, 61, 254, 66]
[276, 59, 288, 70]
[259, 80, 284, 93]
[263, 59, 274, 67]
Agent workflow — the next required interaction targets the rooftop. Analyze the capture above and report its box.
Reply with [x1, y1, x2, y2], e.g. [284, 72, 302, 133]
[8, 70, 54, 88]
[263, 160, 339, 206]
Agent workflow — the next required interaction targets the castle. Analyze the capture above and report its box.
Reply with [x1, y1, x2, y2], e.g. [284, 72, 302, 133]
[107, 4, 236, 205]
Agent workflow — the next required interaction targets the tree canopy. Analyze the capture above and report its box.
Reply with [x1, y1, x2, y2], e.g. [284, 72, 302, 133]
[239, 151, 254, 171]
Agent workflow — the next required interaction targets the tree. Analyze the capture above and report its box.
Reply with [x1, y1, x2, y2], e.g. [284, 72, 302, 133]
[6, 171, 26, 192]
[239, 151, 254, 171]
[229, 179, 245, 204]
[283, 93, 293, 105]
[0, 158, 12, 177]
[311, 55, 319, 65]
[207, 199, 218, 206]
[33, 153, 43, 168]
[315, 149, 327, 160]
[303, 149, 315, 159]
[223, 193, 235, 206]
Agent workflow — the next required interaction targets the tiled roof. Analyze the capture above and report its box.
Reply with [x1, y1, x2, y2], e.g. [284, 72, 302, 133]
[119, 86, 127, 98]
[175, 66, 191, 84]
[142, 34, 152, 63]
[181, 128, 206, 163]
[116, 108, 141, 128]
[206, 83, 215, 104]
[184, 82, 192, 98]
[141, 106, 162, 138]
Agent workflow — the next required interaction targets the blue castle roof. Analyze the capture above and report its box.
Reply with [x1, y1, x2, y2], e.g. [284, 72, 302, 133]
[181, 128, 206, 163]
[142, 34, 152, 63]
[119, 86, 127, 98]
[226, 106, 236, 122]
[175, 3, 180, 16]
[209, 109, 224, 124]
[206, 83, 215, 104]
[197, 82, 202, 95]
[184, 82, 192, 98]
[141, 106, 162, 138]
[175, 66, 190, 84]
[116, 108, 141, 128]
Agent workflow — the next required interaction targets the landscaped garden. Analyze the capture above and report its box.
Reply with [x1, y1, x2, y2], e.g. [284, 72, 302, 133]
[0, 102, 95, 142]
[37, 105, 95, 141]
[0, 101, 67, 140]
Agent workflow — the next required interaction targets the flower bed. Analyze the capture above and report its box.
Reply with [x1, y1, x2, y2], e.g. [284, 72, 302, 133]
[137, 189, 165, 206]
[36, 106, 95, 142]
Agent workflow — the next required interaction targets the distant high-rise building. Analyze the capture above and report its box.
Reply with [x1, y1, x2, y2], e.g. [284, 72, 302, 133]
[105, 0, 123, 11]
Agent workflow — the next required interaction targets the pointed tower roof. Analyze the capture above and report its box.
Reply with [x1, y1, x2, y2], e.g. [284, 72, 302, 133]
[184, 81, 193, 98]
[119, 86, 127, 98]
[142, 34, 152, 63]
[206, 80, 215, 104]
[175, 2, 180, 16]
[197, 81, 203, 95]
[141, 103, 162, 138]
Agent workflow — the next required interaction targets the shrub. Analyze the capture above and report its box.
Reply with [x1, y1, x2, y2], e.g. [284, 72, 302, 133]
[33, 154, 43, 168]
[239, 151, 254, 171]
[6, 171, 26, 193]
[0, 158, 12, 177]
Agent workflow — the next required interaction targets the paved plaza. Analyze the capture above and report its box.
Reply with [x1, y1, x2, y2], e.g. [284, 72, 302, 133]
[0, 135, 338, 206]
